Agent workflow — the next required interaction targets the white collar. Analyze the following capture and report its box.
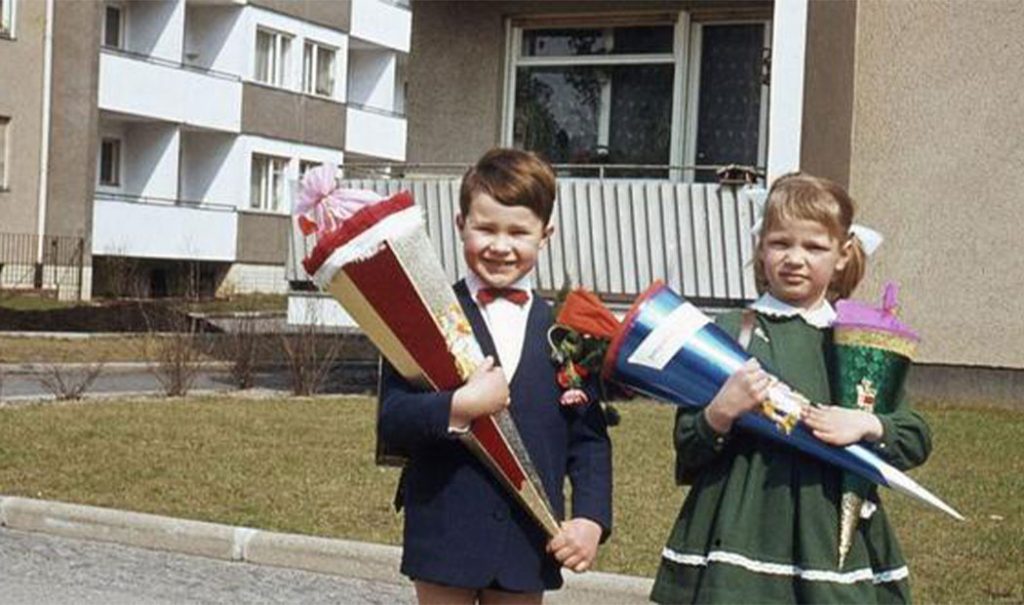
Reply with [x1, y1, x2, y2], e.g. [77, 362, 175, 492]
[465, 272, 533, 302]
[750, 293, 835, 329]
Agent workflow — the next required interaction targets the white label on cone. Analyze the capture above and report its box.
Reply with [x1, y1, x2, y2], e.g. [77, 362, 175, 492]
[628, 303, 710, 370]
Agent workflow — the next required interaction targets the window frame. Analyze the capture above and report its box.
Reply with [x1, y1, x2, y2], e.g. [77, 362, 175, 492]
[0, 116, 9, 191]
[299, 160, 322, 178]
[501, 13, 771, 180]
[98, 137, 122, 188]
[302, 40, 337, 98]
[250, 153, 290, 213]
[681, 19, 772, 182]
[254, 27, 293, 88]
[103, 2, 124, 49]
[1, 0, 16, 38]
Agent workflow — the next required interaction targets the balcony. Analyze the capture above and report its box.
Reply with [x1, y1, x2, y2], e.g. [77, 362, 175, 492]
[289, 169, 759, 307]
[344, 104, 407, 161]
[98, 49, 242, 132]
[349, 0, 411, 52]
[92, 193, 238, 262]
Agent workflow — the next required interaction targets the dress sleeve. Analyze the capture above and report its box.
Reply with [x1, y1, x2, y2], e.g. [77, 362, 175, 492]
[871, 384, 932, 471]
[566, 377, 614, 540]
[378, 358, 458, 451]
[673, 311, 742, 485]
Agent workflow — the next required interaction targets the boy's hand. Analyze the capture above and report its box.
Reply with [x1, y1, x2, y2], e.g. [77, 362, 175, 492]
[450, 356, 510, 429]
[546, 518, 602, 573]
[704, 359, 771, 434]
[802, 405, 884, 446]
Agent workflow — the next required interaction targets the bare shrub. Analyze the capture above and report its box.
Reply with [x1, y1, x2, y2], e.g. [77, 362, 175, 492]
[280, 303, 340, 396]
[96, 251, 142, 300]
[143, 308, 209, 397]
[35, 359, 106, 401]
[225, 310, 262, 390]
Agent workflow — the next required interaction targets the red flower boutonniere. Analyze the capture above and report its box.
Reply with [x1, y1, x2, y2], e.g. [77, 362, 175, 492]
[548, 287, 628, 424]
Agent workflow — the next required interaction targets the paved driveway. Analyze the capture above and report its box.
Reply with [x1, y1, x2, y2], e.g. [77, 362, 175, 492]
[0, 527, 414, 604]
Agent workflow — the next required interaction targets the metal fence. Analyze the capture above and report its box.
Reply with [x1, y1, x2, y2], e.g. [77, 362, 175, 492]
[0, 232, 86, 300]
[290, 173, 760, 307]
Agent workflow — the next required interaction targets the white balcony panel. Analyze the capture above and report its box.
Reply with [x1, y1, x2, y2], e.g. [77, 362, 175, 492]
[350, 0, 411, 52]
[345, 106, 406, 161]
[92, 197, 237, 261]
[99, 52, 242, 132]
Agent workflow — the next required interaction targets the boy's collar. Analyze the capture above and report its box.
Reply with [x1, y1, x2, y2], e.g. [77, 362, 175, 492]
[750, 293, 835, 329]
[465, 272, 534, 300]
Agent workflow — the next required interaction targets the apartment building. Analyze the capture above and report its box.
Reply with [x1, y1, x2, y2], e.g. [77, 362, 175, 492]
[297, 0, 1019, 400]
[399, 0, 1023, 398]
[0, 0, 409, 299]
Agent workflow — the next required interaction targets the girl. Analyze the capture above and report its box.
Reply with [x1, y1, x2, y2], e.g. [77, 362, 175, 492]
[650, 173, 932, 603]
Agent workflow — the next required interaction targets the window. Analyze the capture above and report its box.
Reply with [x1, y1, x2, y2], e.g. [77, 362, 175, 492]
[103, 3, 123, 49]
[255, 28, 292, 87]
[251, 154, 288, 212]
[303, 41, 336, 97]
[505, 18, 769, 180]
[299, 160, 322, 178]
[99, 138, 121, 186]
[1, 0, 15, 38]
[0, 117, 8, 190]
[689, 23, 769, 182]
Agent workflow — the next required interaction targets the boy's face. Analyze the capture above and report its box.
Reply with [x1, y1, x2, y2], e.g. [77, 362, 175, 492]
[457, 192, 553, 289]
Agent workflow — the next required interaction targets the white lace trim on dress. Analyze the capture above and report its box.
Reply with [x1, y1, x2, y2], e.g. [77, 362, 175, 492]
[661, 547, 909, 585]
[749, 293, 836, 329]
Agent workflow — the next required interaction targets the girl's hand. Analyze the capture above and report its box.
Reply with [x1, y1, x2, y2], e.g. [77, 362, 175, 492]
[704, 359, 771, 434]
[450, 356, 510, 429]
[546, 518, 602, 573]
[802, 405, 884, 446]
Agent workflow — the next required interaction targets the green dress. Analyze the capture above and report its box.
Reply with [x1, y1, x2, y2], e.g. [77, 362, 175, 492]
[650, 311, 932, 604]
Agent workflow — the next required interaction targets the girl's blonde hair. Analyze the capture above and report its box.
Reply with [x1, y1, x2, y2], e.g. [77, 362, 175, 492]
[753, 172, 866, 301]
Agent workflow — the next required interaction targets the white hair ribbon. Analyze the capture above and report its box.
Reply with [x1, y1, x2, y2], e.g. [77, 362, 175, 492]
[743, 186, 884, 256]
[849, 224, 883, 255]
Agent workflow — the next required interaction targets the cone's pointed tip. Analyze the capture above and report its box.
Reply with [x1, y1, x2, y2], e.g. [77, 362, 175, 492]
[880, 465, 963, 520]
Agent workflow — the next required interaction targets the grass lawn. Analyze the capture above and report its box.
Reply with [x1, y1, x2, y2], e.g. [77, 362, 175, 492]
[0, 295, 81, 312]
[0, 335, 154, 364]
[0, 397, 1019, 602]
[0, 293, 286, 315]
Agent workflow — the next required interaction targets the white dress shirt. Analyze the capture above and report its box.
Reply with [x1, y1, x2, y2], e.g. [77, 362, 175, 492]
[465, 272, 533, 382]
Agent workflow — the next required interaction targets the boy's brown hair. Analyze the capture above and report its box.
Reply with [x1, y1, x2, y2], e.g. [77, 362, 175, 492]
[754, 172, 867, 301]
[459, 148, 556, 225]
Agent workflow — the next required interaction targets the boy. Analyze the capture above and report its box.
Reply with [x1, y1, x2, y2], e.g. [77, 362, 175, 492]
[379, 148, 613, 604]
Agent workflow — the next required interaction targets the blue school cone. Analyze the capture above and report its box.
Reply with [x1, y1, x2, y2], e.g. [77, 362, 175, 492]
[601, 282, 963, 521]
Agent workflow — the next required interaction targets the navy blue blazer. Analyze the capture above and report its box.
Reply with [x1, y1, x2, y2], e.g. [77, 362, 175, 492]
[378, 280, 613, 592]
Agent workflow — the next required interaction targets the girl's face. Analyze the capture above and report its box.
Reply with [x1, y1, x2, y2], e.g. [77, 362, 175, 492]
[759, 217, 851, 310]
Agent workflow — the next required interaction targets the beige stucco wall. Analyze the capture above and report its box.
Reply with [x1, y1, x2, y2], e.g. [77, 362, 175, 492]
[0, 0, 45, 236]
[249, 0, 350, 33]
[235, 211, 289, 264]
[800, 0, 856, 188]
[848, 0, 1024, 368]
[45, 0, 102, 242]
[407, 1, 771, 164]
[241, 83, 346, 149]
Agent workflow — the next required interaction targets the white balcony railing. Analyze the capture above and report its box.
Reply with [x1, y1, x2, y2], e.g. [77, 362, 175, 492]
[289, 174, 759, 305]
[92, 194, 238, 262]
[349, 0, 411, 52]
[345, 104, 407, 161]
[98, 49, 242, 132]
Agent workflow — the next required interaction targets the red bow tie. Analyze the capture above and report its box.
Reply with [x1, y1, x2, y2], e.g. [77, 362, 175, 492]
[477, 287, 529, 306]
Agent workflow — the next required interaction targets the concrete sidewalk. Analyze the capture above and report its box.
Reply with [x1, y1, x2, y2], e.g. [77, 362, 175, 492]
[0, 496, 652, 604]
